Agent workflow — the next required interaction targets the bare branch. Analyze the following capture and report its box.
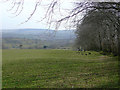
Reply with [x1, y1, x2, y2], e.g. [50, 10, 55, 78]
[20, 1, 39, 24]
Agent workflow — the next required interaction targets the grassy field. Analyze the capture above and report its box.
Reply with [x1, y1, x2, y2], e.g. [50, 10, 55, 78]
[2, 49, 119, 88]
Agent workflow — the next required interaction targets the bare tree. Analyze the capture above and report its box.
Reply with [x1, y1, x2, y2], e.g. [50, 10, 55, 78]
[75, 3, 119, 55]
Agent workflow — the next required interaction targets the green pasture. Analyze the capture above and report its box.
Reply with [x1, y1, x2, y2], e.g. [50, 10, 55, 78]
[2, 49, 119, 88]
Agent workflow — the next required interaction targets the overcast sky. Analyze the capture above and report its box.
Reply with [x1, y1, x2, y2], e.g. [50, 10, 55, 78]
[1, 0, 118, 30]
[0, 0, 76, 30]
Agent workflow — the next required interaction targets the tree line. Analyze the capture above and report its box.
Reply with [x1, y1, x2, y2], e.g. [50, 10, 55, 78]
[75, 2, 120, 56]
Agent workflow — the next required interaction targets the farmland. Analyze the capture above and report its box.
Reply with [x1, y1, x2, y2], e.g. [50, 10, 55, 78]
[2, 49, 119, 88]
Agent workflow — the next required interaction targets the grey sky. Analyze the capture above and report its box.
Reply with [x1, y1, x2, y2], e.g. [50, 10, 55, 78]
[0, 0, 75, 30]
[1, 0, 119, 30]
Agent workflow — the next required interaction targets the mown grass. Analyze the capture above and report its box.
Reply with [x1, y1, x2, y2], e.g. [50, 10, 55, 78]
[2, 49, 119, 88]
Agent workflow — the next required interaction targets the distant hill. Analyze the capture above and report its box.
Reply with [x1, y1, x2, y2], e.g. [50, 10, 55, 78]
[2, 29, 76, 49]
[2, 29, 76, 40]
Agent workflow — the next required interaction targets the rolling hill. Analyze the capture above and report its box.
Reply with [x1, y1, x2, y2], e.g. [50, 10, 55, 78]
[2, 29, 76, 49]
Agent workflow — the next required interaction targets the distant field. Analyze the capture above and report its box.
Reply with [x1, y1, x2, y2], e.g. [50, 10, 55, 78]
[2, 49, 119, 88]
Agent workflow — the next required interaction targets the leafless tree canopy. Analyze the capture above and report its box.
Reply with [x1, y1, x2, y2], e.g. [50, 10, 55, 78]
[3, 1, 120, 27]
[75, 2, 120, 56]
